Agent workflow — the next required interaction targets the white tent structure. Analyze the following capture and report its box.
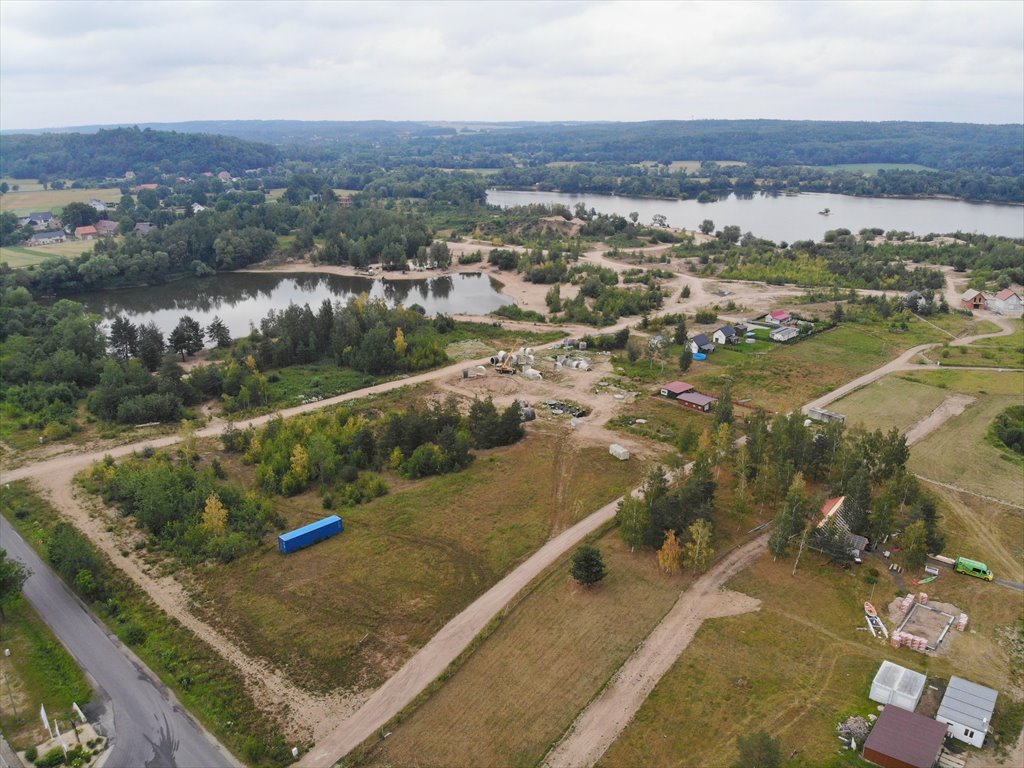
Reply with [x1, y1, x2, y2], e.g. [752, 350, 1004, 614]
[869, 661, 926, 712]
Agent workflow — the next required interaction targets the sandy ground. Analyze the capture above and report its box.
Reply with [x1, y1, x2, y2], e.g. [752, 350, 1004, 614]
[542, 535, 768, 768]
[905, 394, 976, 446]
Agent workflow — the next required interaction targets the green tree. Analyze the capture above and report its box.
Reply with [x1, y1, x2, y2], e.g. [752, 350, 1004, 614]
[571, 545, 607, 586]
[679, 346, 693, 372]
[769, 473, 810, 559]
[673, 315, 688, 345]
[715, 383, 734, 425]
[108, 315, 139, 360]
[901, 520, 929, 571]
[61, 201, 100, 230]
[699, 219, 715, 235]
[546, 284, 562, 312]
[138, 322, 165, 371]
[168, 315, 204, 360]
[616, 495, 648, 552]
[732, 731, 781, 768]
[0, 549, 30, 619]
[206, 317, 231, 348]
[683, 519, 714, 573]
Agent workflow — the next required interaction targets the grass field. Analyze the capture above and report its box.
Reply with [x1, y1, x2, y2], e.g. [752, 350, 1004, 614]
[351, 472, 762, 768]
[356, 529, 688, 768]
[0, 596, 93, 749]
[602, 545, 1023, 768]
[193, 422, 643, 693]
[634, 160, 747, 173]
[829, 376, 955, 433]
[935, 322, 1024, 369]
[0, 239, 93, 268]
[608, 393, 719, 456]
[811, 163, 939, 174]
[930, 485, 1023, 583]
[832, 368, 1024, 506]
[0, 186, 119, 217]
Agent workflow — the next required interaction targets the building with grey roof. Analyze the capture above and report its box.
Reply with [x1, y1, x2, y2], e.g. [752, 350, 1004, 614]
[935, 676, 997, 748]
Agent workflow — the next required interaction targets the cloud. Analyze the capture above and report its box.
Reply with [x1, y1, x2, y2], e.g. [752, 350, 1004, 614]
[1, 0, 1021, 129]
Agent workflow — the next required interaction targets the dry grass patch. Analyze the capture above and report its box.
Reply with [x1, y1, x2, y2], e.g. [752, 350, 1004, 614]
[358, 530, 688, 768]
[929, 486, 1023, 584]
[830, 376, 952, 433]
[192, 423, 642, 694]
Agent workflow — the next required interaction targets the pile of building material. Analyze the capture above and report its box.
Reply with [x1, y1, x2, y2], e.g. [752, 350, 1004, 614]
[956, 613, 969, 631]
[541, 400, 588, 417]
[609, 444, 630, 461]
[554, 354, 593, 371]
[522, 366, 543, 380]
[891, 631, 930, 652]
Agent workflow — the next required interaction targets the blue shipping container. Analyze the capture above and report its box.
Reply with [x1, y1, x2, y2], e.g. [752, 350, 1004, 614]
[278, 515, 343, 554]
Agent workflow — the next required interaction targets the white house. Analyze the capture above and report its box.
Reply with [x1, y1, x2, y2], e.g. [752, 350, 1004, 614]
[869, 660, 926, 712]
[688, 334, 715, 355]
[936, 676, 997, 748]
[990, 288, 1022, 315]
[770, 326, 799, 342]
[712, 326, 738, 345]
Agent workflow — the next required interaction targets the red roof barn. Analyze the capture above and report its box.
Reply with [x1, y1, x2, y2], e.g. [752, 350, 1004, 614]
[660, 381, 695, 398]
[863, 705, 947, 768]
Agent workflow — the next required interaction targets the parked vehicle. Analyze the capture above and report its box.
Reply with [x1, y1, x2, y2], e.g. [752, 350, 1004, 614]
[953, 556, 994, 581]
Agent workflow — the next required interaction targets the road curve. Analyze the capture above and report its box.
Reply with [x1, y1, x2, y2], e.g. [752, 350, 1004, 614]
[0, 516, 238, 768]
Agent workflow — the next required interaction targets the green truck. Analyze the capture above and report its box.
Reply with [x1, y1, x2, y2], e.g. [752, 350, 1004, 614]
[954, 556, 994, 581]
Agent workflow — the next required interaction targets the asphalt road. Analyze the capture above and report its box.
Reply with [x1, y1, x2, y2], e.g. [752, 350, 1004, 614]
[0, 516, 237, 768]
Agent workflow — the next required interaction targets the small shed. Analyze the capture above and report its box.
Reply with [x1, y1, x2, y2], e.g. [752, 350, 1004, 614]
[609, 444, 630, 461]
[863, 705, 947, 768]
[870, 661, 927, 712]
[935, 676, 997, 748]
[660, 381, 695, 398]
[712, 326, 738, 345]
[676, 392, 717, 413]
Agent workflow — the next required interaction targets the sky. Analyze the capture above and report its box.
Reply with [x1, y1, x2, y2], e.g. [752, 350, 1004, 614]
[1, 0, 1022, 130]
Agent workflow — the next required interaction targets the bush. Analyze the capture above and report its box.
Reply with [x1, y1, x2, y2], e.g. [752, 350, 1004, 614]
[23, 747, 37, 763]
[122, 623, 147, 646]
[694, 308, 717, 324]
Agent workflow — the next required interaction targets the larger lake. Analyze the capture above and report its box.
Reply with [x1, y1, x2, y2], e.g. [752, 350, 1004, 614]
[487, 189, 1024, 242]
[71, 272, 513, 337]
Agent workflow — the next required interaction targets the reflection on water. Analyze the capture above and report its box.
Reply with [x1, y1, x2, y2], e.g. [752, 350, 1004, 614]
[70, 271, 512, 336]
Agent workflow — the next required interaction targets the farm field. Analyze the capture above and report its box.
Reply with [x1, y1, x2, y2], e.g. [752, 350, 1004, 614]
[634, 160, 747, 172]
[192, 421, 643, 694]
[0, 185, 119, 216]
[829, 375, 958, 434]
[602, 547, 1023, 768]
[0, 595, 93, 748]
[0, 239, 93, 268]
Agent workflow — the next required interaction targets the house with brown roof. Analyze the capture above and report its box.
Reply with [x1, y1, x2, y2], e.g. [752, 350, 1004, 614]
[133, 183, 159, 192]
[94, 220, 120, 236]
[676, 392, 718, 413]
[134, 222, 155, 236]
[960, 289, 987, 311]
[862, 705, 947, 768]
[75, 225, 98, 240]
[660, 381, 695, 398]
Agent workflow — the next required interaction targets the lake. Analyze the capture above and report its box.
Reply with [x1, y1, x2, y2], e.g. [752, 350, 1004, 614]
[486, 189, 1024, 242]
[71, 271, 513, 337]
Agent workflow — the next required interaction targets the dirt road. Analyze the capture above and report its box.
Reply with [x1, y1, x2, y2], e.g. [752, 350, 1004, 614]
[904, 393, 976, 445]
[542, 534, 768, 768]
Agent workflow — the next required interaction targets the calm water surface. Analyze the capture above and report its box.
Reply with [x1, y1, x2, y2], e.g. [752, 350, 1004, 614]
[487, 189, 1024, 242]
[71, 271, 513, 337]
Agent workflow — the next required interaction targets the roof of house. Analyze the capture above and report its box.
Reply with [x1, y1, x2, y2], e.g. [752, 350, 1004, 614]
[769, 310, 791, 320]
[29, 211, 54, 220]
[770, 325, 799, 337]
[677, 392, 717, 407]
[994, 288, 1020, 301]
[133, 183, 159, 191]
[30, 231, 64, 241]
[75, 225, 98, 236]
[937, 676, 997, 733]
[863, 705, 947, 768]
[691, 333, 712, 347]
[717, 326, 737, 336]
[819, 496, 845, 526]
[134, 222, 155, 234]
[960, 289, 985, 301]
[662, 381, 695, 395]
[95, 220, 119, 233]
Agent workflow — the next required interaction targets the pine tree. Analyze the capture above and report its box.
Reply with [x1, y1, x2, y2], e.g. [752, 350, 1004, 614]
[108, 315, 138, 360]
[715, 383, 734, 425]
[207, 316, 232, 348]
[571, 545, 607, 586]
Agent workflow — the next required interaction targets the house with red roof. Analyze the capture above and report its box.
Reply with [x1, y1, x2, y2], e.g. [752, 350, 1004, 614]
[991, 288, 1022, 315]
[75, 225, 98, 240]
[659, 381, 695, 398]
[763, 309, 794, 326]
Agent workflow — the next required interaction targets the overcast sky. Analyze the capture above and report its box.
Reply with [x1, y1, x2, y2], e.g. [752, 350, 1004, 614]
[2, 0, 1022, 130]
